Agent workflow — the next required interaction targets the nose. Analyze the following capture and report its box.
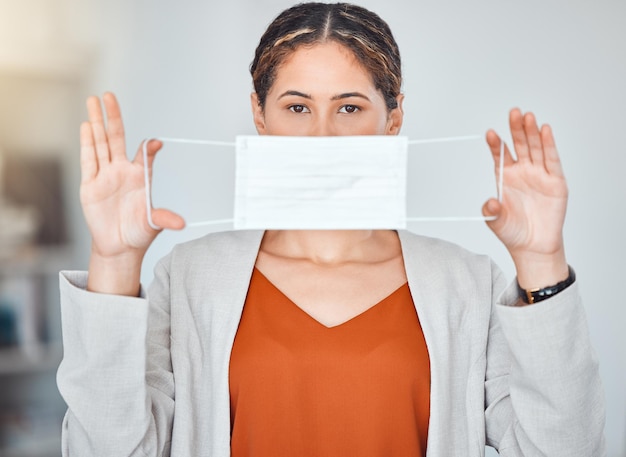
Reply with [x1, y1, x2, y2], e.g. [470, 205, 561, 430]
[309, 115, 337, 137]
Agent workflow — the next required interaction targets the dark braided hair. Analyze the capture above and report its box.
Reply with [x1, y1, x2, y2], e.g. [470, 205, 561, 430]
[250, 3, 402, 111]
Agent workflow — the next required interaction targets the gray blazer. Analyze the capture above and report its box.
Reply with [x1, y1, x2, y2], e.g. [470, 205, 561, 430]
[57, 230, 605, 456]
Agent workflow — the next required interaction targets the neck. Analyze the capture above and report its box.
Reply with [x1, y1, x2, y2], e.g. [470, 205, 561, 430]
[261, 229, 399, 265]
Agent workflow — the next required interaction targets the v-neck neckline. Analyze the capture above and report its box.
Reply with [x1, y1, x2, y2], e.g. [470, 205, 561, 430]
[252, 267, 408, 329]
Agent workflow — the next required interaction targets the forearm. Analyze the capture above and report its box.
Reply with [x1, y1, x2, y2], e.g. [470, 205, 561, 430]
[57, 271, 174, 456]
[490, 281, 606, 455]
[87, 247, 144, 296]
[510, 246, 569, 291]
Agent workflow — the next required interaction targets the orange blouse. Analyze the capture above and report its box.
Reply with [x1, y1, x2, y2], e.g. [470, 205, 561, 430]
[229, 268, 430, 456]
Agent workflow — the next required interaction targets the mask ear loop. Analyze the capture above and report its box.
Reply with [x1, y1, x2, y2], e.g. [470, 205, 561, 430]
[404, 134, 505, 223]
[142, 137, 236, 230]
[497, 139, 505, 204]
[480, 137, 505, 222]
[142, 139, 160, 231]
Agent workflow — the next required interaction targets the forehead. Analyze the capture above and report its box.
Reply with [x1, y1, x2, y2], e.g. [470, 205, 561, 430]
[270, 41, 376, 93]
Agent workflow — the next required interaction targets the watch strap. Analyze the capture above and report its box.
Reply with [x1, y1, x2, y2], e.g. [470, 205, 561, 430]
[517, 266, 576, 304]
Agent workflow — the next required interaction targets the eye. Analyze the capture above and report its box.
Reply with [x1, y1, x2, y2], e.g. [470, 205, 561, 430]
[338, 104, 360, 114]
[288, 104, 310, 113]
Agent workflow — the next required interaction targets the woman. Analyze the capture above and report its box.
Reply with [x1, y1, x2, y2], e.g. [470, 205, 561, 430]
[57, 2, 605, 456]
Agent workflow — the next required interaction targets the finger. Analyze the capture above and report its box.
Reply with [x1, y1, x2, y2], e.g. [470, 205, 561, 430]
[133, 139, 163, 168]
[151, 208, 186, 231]
[79, 122, 98, 183]
[523, 112, 544, 167]
[102, 92, 127, 162]
[86, 96, 111, 166]
[509, 107, 530, 163]
[486, 129, 515, 169]
[541, 124, 564, 177]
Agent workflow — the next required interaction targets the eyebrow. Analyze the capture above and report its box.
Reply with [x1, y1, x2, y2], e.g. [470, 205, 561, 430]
[331, 92, 371, 102]
[278, 90, 312, 99]
[277, 90, 371, 102]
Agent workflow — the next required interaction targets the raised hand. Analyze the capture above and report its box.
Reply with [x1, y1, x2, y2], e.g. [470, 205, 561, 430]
[80, 92, 184, 294]
[482, 108, 569, 289]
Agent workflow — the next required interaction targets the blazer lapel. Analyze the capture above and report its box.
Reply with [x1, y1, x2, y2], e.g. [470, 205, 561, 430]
[398, 230, 466, 457]
[186, 229, 265, 456]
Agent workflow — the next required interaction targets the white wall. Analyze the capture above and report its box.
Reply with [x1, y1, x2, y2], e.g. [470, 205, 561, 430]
[73, 0, 625, 454]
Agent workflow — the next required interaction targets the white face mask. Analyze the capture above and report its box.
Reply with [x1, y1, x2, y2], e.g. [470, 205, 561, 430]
[143, 135, 503, 230]
[233, 135, 408, 230]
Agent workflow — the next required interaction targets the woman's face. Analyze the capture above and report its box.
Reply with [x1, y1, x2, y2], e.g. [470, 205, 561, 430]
[251, 41, 404, 136]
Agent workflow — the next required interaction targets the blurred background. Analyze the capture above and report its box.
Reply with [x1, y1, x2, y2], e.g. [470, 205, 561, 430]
[0, 0, 623, 455]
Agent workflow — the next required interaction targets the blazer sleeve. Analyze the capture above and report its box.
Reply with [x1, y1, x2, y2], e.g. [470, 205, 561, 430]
[484, 266, 606, 456]
[56, 253, 175, 457]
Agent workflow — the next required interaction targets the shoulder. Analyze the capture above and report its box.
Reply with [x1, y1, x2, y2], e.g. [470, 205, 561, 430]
[398, 230, 504, 290]
[155, 230, 264, 275]
[398, 230, 489, 263]
[172, 230, 264, 256]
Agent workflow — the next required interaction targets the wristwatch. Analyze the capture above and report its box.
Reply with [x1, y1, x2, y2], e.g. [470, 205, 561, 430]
[517, 266, 576, 304]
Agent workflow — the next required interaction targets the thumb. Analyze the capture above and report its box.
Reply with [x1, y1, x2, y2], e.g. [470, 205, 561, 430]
[151, 208, 186, 231]
[482, 198, 505, 232]
[482, 198, 502, 219]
